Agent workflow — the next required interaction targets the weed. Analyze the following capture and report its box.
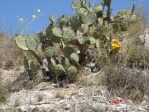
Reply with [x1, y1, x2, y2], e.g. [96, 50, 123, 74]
[14, 99, 21, 107]
[55, 91, 64, 99]
[37, 94, 43, 102]
[0, 85, 9, 104]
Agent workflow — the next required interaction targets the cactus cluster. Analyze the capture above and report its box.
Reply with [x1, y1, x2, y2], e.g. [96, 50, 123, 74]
[113, 7, 138, 32]
[15, 0, 138, 80]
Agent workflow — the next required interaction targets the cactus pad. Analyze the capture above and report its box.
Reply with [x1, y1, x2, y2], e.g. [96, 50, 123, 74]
[44, 46, 55, 58]
[72, 0, 82, 9]
[62, 27, 76, 44]
[70, 53, 79, 63]
[94, 4, 103, 13]
[76, 8, 87, 16]
[49, 14, 55, 23]
[63, 46, 75, 58]
[26, 36, 38, 52]
[67, 66, 78, 78]
[15, 36, 28, 50]
[24, 56, 29, 71]
[52, 27, 63, 37]
[85, 37, 96, 45]
[82, 12, 96, 25]
[30, 61, 38, 76]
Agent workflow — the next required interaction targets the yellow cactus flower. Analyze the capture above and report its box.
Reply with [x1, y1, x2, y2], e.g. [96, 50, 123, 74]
[112, 43, 118, 49]
[111, 39, 122, 54]
[112, 39, 118, 43]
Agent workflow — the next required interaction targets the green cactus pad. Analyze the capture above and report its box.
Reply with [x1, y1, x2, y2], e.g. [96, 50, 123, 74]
[70, 16, 80, 32]
[26, 36, 38, 52]
[72, 0, 82, 9]
[77, 37, 85, 45]
[104, 0, 111, 8]
[130, 14, 137, 22]
[98, 18, 103, 25]
[15, 36, 28, 50]
[67, 66, 78, 78]
[76, 8, 87, 16]
[52, 27, 63, 37]
[49, 14, 55, 23]
[62, 27, 76, 44]
[82, 12, 96, 25]
[70, 53, 79, 63]
[44, 46, 55, 58]
[24, 56, 29, 71]
[56, 15, 70, 27]
[41, 40, 53, 51]
[36, 32, 46, 43]
[81, 24, 89, 34]
[61, 57, 70, 68]
[53, 64, 66, 75]
[30, 61, 38, 76]
[93, 3, 103, 13]
[50, 58, 56, 66]
[63, 46, 75, 58]
[50, 58, 65, 76]
[85, 37, 96, 45]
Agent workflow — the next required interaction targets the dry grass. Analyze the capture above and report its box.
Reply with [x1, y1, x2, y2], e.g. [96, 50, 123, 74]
[55, 90, 64, 99]
[76, 69, 93, 86]
[102, 65, 149, 101]
[0, 85, 9, 104]
[14, 99, 21, 107]
[10, 71, 43, 92]
[0, 32, 23, 70]
[128, 2, 149, 37]
[0, 75, 9, 104]
[37, 93, 43, 102]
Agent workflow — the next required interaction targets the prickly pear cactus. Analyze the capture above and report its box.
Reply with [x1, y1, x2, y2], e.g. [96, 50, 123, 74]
[15, 0, 139, 81]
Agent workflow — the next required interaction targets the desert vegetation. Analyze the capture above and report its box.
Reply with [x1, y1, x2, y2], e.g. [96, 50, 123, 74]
[0, 0, 149, 111]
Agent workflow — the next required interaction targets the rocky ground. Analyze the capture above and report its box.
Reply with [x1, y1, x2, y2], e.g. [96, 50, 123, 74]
[0, 69, 149, 112]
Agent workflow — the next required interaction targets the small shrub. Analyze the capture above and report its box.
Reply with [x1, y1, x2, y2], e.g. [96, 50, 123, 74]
[81, 104, 101, 112]
[0, 33, 23, 70]
[55, 91, 64, 99]
[14, 99, 21, 107]
[122, 37, 149, 68]
[0, 85, 9, 104]
[103, 65, 149, 101]
[37, 94, 43, 102]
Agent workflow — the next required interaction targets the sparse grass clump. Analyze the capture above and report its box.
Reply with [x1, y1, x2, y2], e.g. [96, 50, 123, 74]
[55, 91, 64, 99]
[0, 32, 23, 70]
[14, 99, 21, 107]
[0, 85, 9, 104]
[121, 37, 149, 68]
[37, 93, 43, 102]
[102, 65, 149, 101]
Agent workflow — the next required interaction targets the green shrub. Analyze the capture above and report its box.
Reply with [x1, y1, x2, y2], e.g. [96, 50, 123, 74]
[0, 85, 9, 104]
